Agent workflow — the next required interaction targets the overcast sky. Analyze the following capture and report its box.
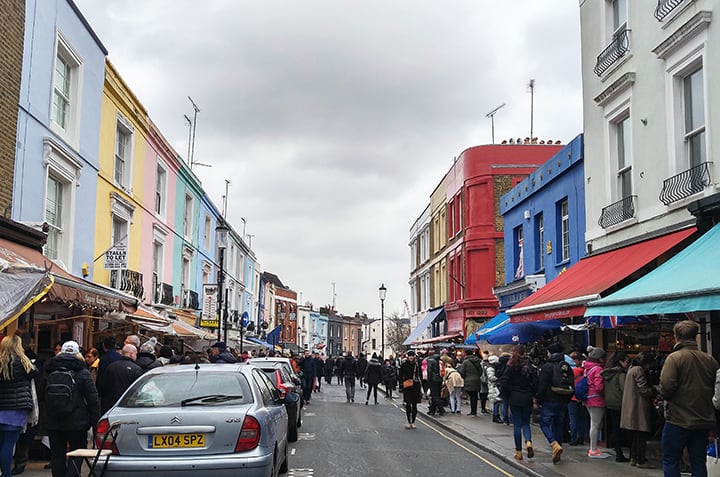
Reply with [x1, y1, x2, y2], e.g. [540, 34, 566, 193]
[74, 1, 583, 318]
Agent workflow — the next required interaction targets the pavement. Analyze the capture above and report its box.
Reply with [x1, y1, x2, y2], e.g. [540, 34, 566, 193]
[15, 388, 666, 477]
[407, 394, 664, 477]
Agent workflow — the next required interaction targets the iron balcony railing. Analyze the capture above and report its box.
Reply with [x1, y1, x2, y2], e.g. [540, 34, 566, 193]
[659, 162, 712, 205]
[594, 28, 631, 76]
[655, 0, 684, 21]
[599, 195, 637, 229]
[109, 269, 144, 299]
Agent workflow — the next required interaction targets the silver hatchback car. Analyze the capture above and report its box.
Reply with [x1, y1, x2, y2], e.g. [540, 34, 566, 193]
[96, 364, 289, 477]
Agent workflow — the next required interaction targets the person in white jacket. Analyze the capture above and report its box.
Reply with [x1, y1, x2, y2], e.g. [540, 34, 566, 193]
[487, 355, 502, 422]
[443, 363, 464, 414]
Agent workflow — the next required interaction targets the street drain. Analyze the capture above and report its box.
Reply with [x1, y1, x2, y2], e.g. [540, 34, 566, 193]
[298, 432, 315, 440]
[288, 469, 315, 476]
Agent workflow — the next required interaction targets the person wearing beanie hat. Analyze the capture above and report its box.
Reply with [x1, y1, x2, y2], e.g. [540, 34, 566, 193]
[584, 347, 608, 458]
[537, 341, 573, 463]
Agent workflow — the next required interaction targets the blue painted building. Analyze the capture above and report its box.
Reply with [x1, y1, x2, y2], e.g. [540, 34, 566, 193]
[308, 310, 328, 351]
[494, 134, 586, 311]
[14, 0, 107, 275]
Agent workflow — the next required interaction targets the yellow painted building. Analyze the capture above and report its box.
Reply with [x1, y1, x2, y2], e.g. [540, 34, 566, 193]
[93, 60, 148, 288]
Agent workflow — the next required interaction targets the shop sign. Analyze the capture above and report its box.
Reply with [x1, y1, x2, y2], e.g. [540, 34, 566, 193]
[104, 242, 127, 270]
[200, 284, 219, 328]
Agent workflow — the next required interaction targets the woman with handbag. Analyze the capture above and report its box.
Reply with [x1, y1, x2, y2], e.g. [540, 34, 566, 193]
[443, 362, 464, 414]
[399, 351, 422, 429]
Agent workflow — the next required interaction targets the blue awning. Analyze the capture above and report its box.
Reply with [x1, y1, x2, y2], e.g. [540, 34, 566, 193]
[465, 312, 510, 345]
[585, 223, 719, 316]
[246, 336, 275, 349]
[403, 306, 445, 346]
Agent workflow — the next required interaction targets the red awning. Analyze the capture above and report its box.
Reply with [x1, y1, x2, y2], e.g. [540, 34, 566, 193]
[507, 228, 696, 323]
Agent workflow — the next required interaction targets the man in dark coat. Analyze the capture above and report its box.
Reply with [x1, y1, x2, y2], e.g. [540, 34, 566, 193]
[313, 352, 325, 392]
[95, 335, 120, 395]
[356, 353, 368, 388]
[99, 344, 142, 414]
[297, 350, 316, 404]
[341, 352, 358, 402]
[209, 341, 237, 364]
[426, 348, 446, 416]
[135, 342, 163, 373]
[45, 341, 100, 477]
[537, 342, 573, 464]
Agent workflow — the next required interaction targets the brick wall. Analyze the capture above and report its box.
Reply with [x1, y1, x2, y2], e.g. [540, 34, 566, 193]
[0, 0, 25, 217]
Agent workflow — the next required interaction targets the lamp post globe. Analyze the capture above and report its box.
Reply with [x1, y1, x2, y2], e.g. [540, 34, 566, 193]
[378, 283, 387, 359]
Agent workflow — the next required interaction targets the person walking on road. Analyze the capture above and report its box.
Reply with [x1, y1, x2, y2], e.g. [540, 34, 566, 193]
[660, 320, 718, 477]
[341, 352, 358, 403]
[459, 349, 484, 416]
[399, 351, 422, 429]
[382, 359, 398, 399]
[364, 353, 382, 405]
[500, 345, 537, 461]
[426, 348, 446, 416]
[620, 352, 658, 468]
[298, 350, 316, 405]
[585, 347, 609, 458]
[537, 342, 573, 464]
[356, 353, 368, 389]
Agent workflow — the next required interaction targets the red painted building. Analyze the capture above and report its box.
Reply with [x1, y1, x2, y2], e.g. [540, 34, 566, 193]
[409, 140, 563, 342]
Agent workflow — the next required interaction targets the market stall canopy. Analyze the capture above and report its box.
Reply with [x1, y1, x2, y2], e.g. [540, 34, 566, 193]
[246, 336, 274, 349]
[0, 245, 53, 328]
[412, 332, 463, 345]
[506, 228, 695, 323]
[585, 221, 720, 317]
[484, 319, 563, 345]
[465, 312, 510, 345]
[402, 306, 446, 346]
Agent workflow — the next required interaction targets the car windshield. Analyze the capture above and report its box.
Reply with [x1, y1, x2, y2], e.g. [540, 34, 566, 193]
[119, 371, 252, 408]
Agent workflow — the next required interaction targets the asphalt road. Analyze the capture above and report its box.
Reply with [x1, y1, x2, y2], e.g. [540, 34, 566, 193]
[286, 381, 525, 477]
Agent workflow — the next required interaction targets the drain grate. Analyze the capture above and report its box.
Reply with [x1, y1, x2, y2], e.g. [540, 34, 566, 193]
[297, 432, 315, 440]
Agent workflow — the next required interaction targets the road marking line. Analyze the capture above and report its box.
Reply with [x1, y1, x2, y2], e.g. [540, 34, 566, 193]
[389, 401, 514, 477]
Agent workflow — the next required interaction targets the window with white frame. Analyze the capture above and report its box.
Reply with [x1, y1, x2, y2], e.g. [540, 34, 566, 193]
[155, 163, 167, 217]
[684, 67, 706, 168]
[410, 240, 418, 270]
[536, 213, 544, 271]
[615, 114, 633, 199]
[559, 199, 570, 263]
[111, 215, 129, 252]
[152, 240, 163, 302]
[114, 116, 133, 189]
[44, 175, 64, 261]
[50, 35, 82, 143]
[514, 225, 524, 279]
[183, 193, 193, 238]
[43, 141, 81, 267]
[204, 215, 211, 250]
[420, 227, 430, 263]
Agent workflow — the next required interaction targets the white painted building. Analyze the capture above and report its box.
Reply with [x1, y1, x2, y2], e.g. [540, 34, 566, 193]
[580, 0, 720, 251]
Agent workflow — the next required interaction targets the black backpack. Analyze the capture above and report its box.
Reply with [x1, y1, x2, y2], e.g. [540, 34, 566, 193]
[550, 360, 574, 396]
[45, 369, 76, 416]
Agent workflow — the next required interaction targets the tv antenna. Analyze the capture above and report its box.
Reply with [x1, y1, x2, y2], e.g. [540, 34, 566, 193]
[187, 96, 210, 169]
[486, 103, 506, 144]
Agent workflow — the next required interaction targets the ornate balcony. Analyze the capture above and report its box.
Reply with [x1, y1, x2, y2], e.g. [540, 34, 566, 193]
[110, 269, 144, 299]
[594, 28, 631, 76]
[599, 195, 637, 229]
[659, 162, 712, 205]
[161, 283, 174, 306]
[655, 0, 684, 21]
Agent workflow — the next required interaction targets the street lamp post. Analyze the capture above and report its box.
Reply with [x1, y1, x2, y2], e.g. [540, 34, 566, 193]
[216, 220, 229, 343]
[379, 283, 387, 359]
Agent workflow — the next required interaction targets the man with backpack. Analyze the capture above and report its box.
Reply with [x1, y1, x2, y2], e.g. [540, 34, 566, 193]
[45, 341, 100, 477]
[537, 342, 574, 464]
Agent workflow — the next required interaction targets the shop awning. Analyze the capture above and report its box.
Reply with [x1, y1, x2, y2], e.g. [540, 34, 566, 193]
[0, 236, 138, 319]
[411, 331, 463, 345]
[585, 221, 720, 316]
[402, 306, 446, 346]
[465, 312, 510, 345]
[507, 228, 695, 323]
[246, 336, 275, 349]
